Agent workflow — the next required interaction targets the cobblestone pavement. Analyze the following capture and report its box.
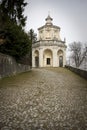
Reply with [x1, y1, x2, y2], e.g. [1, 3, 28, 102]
[0, 68, 87, 130]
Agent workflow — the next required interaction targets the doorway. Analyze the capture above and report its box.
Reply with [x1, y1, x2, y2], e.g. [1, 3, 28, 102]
[47, 58, 50, 65]
[35, 56, 39, 67]
[59, 56, 63, 67]
[43, 49, 53, 67]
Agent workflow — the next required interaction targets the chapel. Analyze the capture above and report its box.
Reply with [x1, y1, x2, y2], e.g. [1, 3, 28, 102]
[32, 15, 67, 67]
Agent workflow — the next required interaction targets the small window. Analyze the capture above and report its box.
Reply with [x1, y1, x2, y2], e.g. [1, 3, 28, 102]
[40, 30, 43, 33]
[47, 58, 50, 65]
[54, 30, 58, 33]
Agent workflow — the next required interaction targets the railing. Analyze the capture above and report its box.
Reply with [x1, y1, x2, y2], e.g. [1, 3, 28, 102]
[32, 40, 66, 48]
[65, 65, 87, 79]
[0, 53, 30, 79]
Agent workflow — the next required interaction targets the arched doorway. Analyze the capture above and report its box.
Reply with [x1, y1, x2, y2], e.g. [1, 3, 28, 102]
[59, 56, 63, 67]
[58, 50, 63, 67]
[34, 50, 39, 67]
[43, 49, 53, 67]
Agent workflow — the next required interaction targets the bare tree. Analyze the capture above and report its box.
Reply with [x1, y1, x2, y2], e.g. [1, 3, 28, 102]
[69, 42, 87, 67]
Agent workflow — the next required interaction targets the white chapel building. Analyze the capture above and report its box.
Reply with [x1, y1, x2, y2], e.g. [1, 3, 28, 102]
[32, 15, 67, 67]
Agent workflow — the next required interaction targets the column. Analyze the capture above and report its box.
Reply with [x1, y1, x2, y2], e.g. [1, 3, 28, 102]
[53, 49, 58, 67]
[39, 48, 43, 67]
[63, 50, 66, 67]
[32, 50, 35, 67]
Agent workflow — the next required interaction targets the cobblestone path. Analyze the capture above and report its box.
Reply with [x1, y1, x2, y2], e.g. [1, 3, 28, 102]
[0, 68, 87, 130]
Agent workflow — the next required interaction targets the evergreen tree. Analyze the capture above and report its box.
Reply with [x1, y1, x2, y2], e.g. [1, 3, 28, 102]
[28, 29, 37, 44]
[0, 0, 27, 27]
[0, 22, 30, 60]
[28, 29, 37, 66]
[0, 0, 30, 61]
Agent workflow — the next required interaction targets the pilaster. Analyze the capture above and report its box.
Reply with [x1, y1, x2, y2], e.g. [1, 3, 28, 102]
[53, 49, 58, 67]
[39, 48, 43, 67]
[32, 50, 35, 67]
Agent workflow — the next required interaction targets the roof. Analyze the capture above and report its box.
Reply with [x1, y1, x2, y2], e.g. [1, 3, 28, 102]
[38, 15, 60, 30]
[38, 24, 60, 30]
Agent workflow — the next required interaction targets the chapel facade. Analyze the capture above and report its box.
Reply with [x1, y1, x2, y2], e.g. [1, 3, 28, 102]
[32, 15, 67, 67]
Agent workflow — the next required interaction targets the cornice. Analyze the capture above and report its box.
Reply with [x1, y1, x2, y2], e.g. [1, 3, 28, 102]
[32, 40, 67, 48]
[38, 24, 60, 30]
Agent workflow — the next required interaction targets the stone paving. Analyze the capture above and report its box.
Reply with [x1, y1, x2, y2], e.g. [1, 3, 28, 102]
[0, 68, 87, 130]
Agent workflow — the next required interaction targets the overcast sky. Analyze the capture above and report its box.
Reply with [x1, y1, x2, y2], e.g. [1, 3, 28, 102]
[24, 0, 87, 44]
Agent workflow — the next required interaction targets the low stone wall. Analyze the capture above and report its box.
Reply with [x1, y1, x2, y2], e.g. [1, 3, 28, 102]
[65, 65, 87, 79]
[0, 53, 31, 79]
